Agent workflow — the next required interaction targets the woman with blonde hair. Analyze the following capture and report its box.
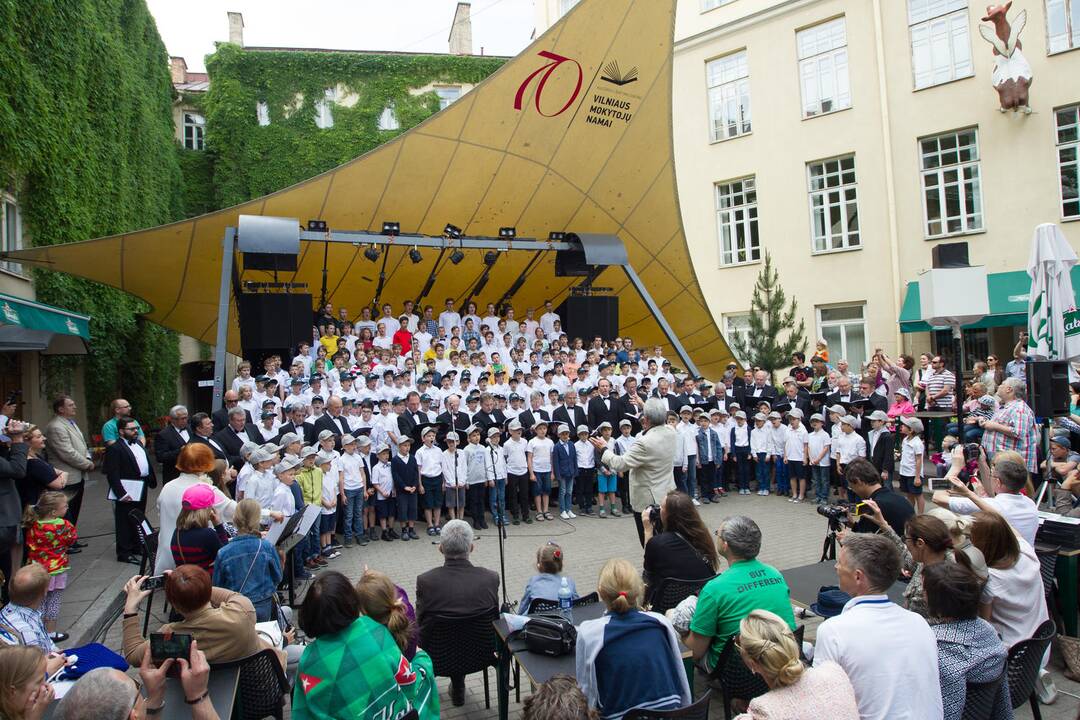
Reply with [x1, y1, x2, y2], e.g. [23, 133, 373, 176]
[213, 498, 282, 622]
[575, 558, 689, 719]
[0, 645, 52, 720]
[732, 610, 858, 720]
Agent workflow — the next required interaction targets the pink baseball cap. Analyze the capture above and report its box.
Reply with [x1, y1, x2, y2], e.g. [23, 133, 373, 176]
[181, 484, 217, 510]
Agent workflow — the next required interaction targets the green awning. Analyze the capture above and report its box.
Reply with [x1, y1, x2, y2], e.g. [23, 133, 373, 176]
[900, 266, 1080, 333]
[0, 293, 90, 354]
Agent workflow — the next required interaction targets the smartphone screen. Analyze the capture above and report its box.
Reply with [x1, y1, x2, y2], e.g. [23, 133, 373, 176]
[150, 632, 192, 663]
[140, 575, 166, 591]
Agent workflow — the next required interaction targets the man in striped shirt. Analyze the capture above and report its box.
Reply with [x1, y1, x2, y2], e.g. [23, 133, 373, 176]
[923, 356, 956, 411]
[979, 377, 1039, 474]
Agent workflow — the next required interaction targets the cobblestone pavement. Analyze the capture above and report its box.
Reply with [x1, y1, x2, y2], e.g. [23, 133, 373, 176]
[68, 479, 1079, 719]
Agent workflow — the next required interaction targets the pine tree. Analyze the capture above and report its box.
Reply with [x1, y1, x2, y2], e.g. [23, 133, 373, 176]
[730, 251, 807, 378]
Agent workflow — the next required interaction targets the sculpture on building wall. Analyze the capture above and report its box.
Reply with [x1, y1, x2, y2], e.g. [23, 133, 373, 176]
[978, 3, 1032, 113]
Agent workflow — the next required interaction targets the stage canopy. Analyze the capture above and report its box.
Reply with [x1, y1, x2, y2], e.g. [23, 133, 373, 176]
[3, 0, 735, 378]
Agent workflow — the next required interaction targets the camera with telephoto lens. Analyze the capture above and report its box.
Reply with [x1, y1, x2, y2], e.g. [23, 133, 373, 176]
[645, 503, 663, 535]
[816, 504, 852, 523]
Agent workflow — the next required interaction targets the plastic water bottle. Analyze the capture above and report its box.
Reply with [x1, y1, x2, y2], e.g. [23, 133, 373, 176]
[558, 577, 573, 623]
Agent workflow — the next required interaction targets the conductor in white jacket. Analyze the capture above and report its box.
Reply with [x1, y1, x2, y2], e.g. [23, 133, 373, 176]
[591, 398, 676, 546]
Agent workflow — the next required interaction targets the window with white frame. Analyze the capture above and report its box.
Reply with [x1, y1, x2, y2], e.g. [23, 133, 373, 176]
[182, 112, 205, 150]
[1058, 105, 1079, 219]
[920, 128, 983, 237]
[1047, 0, 1080, 53]
[707, 51, 751, 142]
[715, 177, 760, 266]
[702, 0, 735, 10]
[378, 104, 400, 131]
[559, 0, 580, 17]
[314, 88, 335, 129]
[256, 101, 270, 127]
[724, 313, 752, 362]
[807, 155, 860, 252]
[1, 193, 22, 275]
[435, 86, 462, 110]
[797, 17, 851, 118]
[817, 305, 867, 372]
[908, 0, 974, 89]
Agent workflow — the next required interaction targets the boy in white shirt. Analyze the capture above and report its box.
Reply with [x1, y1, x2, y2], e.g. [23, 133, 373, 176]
[337, 435, 368, 547]
[595, 422, 620, 517]
[370, 443, 398, 541]
[416, 427, 446, 536]
[783, 409, 810, 504]
[463, 426, 489, 529]
[527, 421, 555, 521]
[677, 406, 700, 504]
[485, 427, 509, 527]
[730, 410, 752, 494]
[442, 431, 469, 521]
[767, 412, 790, 497]
[749, 413, 770, 495]
[833, 415, 867, 501]
[667, 412, 687, 495]
[613, 419, 638, 514]
[316, 452, 342, 559]
[574, 425, 597, 516]
[503, 420, 530, 525]
[806, 414, 833, 506]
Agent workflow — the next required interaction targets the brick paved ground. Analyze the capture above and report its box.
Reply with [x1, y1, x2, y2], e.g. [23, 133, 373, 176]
[67, 477, 1079, 719]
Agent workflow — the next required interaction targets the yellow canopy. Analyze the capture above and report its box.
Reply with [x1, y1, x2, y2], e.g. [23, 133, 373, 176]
[7, 0, 734, 377]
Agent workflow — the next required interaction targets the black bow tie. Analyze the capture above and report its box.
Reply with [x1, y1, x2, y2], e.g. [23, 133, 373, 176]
[127, 439, 139, 447]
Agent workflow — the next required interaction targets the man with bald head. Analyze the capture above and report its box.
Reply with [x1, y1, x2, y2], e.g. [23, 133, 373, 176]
[211, 390, 252, 433]
[552, 389, 586, 431]
[313, 395, 351, 449]
[211, 406, 261, 469]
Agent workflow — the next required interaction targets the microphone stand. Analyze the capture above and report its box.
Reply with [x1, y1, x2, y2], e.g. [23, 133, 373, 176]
[497, 513, 510, 613]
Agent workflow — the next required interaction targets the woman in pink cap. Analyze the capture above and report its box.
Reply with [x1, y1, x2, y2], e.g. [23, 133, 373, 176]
[170, 483, 229, 573]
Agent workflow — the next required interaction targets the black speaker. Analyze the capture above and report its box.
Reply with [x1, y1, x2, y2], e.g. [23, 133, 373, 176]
[1027, 360, 1070, 418]
[238, 293, 312, 353]
[931, 242, 970, 269]
[558, 296, 618, 339]
[242, 252, 298, 272]
[555, 250, 592, 277]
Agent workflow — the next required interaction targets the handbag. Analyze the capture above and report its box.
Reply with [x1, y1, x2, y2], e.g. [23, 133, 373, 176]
[522, 615, 577, 656]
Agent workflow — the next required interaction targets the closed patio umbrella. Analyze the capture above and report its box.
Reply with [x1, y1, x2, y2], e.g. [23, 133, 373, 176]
[1026, 223, 1080, 361]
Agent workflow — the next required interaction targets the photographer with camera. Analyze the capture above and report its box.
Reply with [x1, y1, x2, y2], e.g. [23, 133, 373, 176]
[841, 458, 913, 537]
[641, 492, 718, 608]
[0, 417, 29, 598]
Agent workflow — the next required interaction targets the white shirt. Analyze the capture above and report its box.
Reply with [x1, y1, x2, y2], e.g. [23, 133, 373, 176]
[807, 429, 832, 466]
[748, 425, 768, 454]
[338, 451, 366, 492]
[948, 491, 1039, 548]
[574, 439, 596, 469]
[504, 437, 529, 475]
[270, 482, 297, 516]
[540, 311, 561, 337]
[484, 443, 507, 480]
[527, 436, 554, 472]
[439, 310, 462, 335]
[898, 435, 924, 476]
[677, 422, 697, 461]
[245, 469, 277, 509]
[814, 595, 943, 720]
[833, 432, 867, 464]
[442, 449, 468, 487]
[372, 461, 394, 498]
[784, 424, 809, 462]
[983, 538, 1050, 648]
[767, 423, 789, 456]
[128, 442, 150, 477]
[320, 463, 339, 515]
[416, 444, 444, 478]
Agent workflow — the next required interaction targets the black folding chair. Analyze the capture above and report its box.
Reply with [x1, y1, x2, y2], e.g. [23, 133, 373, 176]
[526, 591, 600, 614]
[707, 637, 769, 720]
[1006, 619, 1056, 720]
[650, 575, 717, 615]
[961, 665, 1009, 720]
[1034, 543, 1064, 632]
[128, 508, 161, 635]
[624, 691, 712, 720]
[420, 610, 499, 708]
[210, 648, 291, 720]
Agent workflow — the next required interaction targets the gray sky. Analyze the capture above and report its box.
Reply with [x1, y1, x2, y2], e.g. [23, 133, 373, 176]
[147, 0, 535, 73]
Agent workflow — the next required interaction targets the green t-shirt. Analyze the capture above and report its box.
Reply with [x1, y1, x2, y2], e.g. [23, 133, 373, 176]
[688, 558, 796, 669]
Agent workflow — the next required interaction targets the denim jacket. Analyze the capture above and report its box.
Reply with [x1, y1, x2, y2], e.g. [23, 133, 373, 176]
[212, 534, 282, 606]
[695, 427, 722, 463]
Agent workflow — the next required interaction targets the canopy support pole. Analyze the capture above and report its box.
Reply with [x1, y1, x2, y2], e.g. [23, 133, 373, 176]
[212, 229, 237, 412]
[621, 264, 699, 377]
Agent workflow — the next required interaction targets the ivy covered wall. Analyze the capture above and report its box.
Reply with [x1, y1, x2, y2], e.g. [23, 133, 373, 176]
[0, 0, 183, 429]
[199, 44, 507, 209]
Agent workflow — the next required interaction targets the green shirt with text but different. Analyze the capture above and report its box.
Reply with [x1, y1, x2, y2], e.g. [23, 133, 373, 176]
[689, 557, 796, 669]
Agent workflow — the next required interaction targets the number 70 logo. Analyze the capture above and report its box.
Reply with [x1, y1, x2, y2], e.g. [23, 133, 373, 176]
[514, 51, 584, 118]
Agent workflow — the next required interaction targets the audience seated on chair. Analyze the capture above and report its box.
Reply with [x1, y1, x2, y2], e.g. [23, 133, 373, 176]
[575, 558, 690, 719]
[685, 515, 793, 671]
[922, 562, 1011, 720]
[520, 541, 578, 614]
[293, 571, 430, 719]
[212, 499, 282, 622]
[732, 609, 858, 720]
[641, 492, 718, 609]
[0, 645, 53, 720]
[524, 674, 597, 720]
[813, 533, 942, 720]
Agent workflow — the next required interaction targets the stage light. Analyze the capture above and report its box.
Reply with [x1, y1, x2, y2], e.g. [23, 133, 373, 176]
[444, 223, 462, 239]
[307, 220, 328, 232]
[548, 231, 567, 241]
[382, 221, 400, 236]
[499, 227, 517, 239]
[364, 245, 380, 262]
[484, 251, 498, 267]
[450, 250, 465, 265]
[409, 246, 423, 264]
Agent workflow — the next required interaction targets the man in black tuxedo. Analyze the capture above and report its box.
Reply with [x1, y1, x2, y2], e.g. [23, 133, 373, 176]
[212, 407, 262, 469]
[617, 377, 647, 420]
[742, 370, 778, 405]
[436, 394, 471, 434]
[552, 389, 587, 431]
[313, 396, 352, 449]
[103, 417, 157, 564]
[825, 375, 860, 407]
[471, 392, 506, 434]
[397, 392, 433, 448]
[188, 413, 227, 461]
[153, 404, 190, 483]
[587, 378, 621, 431]
[515, 392, 551, 437]
[857, 378, 890, 414]
[777, 380, 812, 419]
[211, 390, 252, 433]
[650, 377, 680, 412]
[672, 376, 701, 413]
[276, 403, 316, 446]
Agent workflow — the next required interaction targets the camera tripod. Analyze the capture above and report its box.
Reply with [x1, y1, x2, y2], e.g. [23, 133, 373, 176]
[820, 518, 843, 562]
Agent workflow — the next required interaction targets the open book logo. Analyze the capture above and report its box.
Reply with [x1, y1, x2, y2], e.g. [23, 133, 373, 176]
[601, 60, 639, 86]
